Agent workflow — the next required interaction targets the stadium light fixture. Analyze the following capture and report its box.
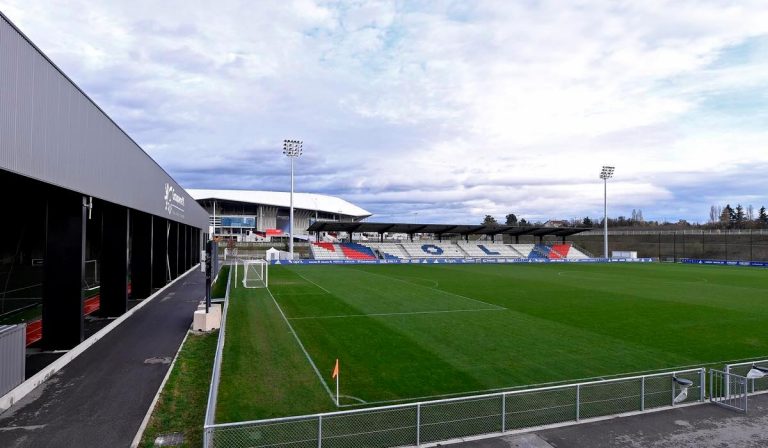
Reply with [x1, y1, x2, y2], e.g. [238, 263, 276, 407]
[672, 377, 693, 404]
[283, 139, 303, 260]
[600, 166, 615, 259]
[747, 365, 768, 379]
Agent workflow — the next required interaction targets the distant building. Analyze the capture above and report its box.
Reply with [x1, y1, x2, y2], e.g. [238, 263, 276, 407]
[189, 189, 371, 241]
[544, 220, 569, 228]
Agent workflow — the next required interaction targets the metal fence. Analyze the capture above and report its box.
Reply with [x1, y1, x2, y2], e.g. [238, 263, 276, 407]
[203, 265, 233, 448]
[710, 369, 748, 413]
[726, 359, 768, 395]
[204, 368, 704, 448]
[0, 324, 26, 396]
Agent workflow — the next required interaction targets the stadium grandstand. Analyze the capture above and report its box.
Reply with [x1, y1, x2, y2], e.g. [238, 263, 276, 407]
[306, 222, 592, 261]
[189, 189, 371, 242]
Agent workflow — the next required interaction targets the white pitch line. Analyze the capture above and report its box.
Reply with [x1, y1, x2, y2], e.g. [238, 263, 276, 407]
[264, 286, 337, 404]
[289, 308, 504, 320]
[292, 269, 333, 295]
[349, 268, 506, 310]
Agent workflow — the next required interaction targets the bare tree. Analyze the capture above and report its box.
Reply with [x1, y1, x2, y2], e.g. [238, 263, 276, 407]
[747, 204, 755, 222]
[709, 205, 718, 224]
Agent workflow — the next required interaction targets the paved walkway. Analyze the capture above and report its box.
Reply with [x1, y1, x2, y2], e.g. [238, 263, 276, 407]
[459, 393, 768, 448]
[0, 269, 204, 448]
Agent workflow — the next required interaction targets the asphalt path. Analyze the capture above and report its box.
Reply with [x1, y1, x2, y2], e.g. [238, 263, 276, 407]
[458, 393, 768, 448]
[0, 269, 204, 448]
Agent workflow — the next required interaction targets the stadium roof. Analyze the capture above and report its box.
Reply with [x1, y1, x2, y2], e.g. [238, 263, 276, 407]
[306, 222, 590, 237]
[188, 189, 371, 218]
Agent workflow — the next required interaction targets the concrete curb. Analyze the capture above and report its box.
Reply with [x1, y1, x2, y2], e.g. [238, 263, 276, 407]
[0, 264, 200, 414]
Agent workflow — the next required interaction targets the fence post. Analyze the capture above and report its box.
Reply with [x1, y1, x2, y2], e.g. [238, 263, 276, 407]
[575, 384, 580, 421]
[726, 365, 730, 398]
[501, 392, 506, 433]
[318, 415, 322, 448]
[700, 368, 705, 401]
[744, 378, 748, 413]
[640, 376, 645, 411]
[671, 372, 676, 405]
[416, 403, 421, 447]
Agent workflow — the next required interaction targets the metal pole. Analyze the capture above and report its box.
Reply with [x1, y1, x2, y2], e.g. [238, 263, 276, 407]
[576, 384, 580, 421]
[700, 368, 705, 401]
[289, 157, 295, 260]
[416, 403, 421, 446]
[604, 177, 608, 258]
[641, 376, 645, 411]
[673, 231, 677, 262]
[501, 393, 506, 432]
[672, 372, 676, 405]
[318, 415, 323, 448]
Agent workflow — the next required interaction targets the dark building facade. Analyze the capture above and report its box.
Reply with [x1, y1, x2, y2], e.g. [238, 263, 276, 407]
[0, 12, 208, 350]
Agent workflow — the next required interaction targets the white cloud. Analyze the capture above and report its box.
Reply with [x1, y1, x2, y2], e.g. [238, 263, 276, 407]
[3, 0, 768, 223]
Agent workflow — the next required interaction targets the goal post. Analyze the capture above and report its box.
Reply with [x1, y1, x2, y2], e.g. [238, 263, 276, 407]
[242, 259, 269, 289]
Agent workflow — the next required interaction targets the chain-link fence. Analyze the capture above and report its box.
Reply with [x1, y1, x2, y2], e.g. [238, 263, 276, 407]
[726, 359, 768, 395]
[204, 368, 704, 448]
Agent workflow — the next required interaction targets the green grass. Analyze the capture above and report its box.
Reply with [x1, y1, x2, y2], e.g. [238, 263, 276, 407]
[216, 262, 768, 422]
[211, 265, 230, 298]
[139, 330, 218, 448]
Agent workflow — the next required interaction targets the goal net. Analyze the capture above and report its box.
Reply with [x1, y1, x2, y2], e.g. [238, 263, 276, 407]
[241, 259, 268, 289]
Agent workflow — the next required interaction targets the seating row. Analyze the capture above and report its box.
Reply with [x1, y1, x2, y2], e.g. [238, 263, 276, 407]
[311, 241, 590, 261]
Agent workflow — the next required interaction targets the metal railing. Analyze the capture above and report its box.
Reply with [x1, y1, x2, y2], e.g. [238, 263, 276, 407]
[203, 266, 233, 448]
[710, 369, 748, 413]
[580, 229, 768, 236]
[726, 359, 768, 395]
[203, 368, 704, 448]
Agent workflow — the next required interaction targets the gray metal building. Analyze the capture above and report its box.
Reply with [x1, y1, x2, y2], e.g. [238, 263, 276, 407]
[0, 12, 208, 350]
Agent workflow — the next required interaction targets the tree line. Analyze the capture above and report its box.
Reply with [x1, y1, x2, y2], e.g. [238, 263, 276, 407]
[481, 210, 648, 228]
[709, 204, 768, 229]
[481, 205, 768, 230]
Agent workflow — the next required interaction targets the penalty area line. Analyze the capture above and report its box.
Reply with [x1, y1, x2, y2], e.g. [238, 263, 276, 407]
[349, 268, 507, 311]
[264, 286, 337, 405]
[292, 270, 334, 295]
[289, 308, 505, 320]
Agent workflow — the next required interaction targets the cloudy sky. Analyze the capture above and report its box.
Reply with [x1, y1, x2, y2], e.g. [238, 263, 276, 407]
[2, 1, 768, 224]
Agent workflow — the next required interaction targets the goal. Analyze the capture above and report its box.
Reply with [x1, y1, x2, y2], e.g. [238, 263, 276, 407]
[241, 259, 269, 289]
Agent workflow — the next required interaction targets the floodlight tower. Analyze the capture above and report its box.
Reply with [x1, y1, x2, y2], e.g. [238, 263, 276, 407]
[283, 139, 303, 259]
[600, 166, 615, 259]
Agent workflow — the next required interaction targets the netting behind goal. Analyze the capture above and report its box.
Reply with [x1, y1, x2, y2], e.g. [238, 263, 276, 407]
[241, 259, 268, 289]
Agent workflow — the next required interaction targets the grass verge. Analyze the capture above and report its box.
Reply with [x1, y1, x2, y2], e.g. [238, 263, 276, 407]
[211, 265, 231, 298]
[139, 330, 218, 448]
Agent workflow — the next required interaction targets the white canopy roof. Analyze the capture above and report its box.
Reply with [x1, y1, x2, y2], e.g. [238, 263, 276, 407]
[188, 189, 371, 219]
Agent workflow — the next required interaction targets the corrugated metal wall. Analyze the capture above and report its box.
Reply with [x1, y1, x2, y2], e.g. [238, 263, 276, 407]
[0, 13, 208, 229]
[0, 325, 25, 396]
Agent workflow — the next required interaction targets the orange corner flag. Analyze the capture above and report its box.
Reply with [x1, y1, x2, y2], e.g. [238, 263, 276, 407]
[332, 358, 339, 379]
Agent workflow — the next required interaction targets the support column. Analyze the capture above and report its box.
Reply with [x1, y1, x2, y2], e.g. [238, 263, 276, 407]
[42, 192, 86, 349]
[130, 210, 153, 300]
[168, 221, 179, 280]
[100, 203, 129, 317]
[184, 225, 190, 271]
[152, 217, 167, 288]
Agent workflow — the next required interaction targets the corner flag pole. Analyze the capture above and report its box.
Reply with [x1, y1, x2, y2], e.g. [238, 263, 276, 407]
[332, 358, 340, 406]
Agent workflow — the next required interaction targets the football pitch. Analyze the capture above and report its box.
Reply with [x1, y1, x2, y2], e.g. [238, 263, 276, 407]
[215, 262, 768, 423]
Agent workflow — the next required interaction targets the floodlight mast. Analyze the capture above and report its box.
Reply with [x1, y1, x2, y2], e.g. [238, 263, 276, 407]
[283, 139, 303, 260]
[600, 166, 615, 259]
